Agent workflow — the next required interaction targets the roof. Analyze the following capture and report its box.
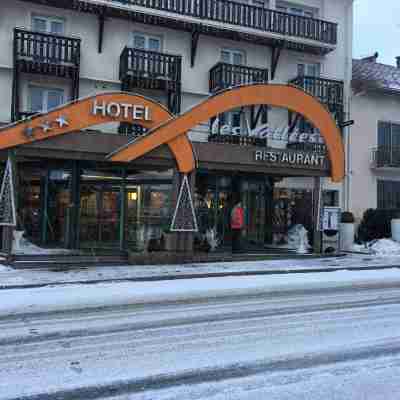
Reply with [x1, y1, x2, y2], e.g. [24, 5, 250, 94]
[352, 58, 400, 94]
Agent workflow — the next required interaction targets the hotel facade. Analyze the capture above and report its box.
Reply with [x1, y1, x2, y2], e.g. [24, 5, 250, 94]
[0, 0, 353, 256]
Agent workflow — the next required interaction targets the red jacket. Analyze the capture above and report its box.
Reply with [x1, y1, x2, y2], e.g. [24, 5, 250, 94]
[231, 205, 245, 229]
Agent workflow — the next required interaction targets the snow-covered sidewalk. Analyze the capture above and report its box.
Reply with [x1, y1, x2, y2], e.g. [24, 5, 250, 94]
[2, 269, 400, 317]
[1, 253, 400, 289]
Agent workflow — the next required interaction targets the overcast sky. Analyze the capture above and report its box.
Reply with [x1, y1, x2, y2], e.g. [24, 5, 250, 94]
[353, 0, 400, 65]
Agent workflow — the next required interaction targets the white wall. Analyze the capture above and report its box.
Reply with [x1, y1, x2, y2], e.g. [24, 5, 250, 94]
[350, 90, 400, 221]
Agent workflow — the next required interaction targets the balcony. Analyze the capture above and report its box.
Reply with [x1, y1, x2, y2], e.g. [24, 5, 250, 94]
[289, 76, 344, 125]
[371, 147, 400, 169]
[20, 0, 337, 55]
[209, 62, 268, 93]
[12, 28, 81, 121]
[119, 47, 182, 113]
[14, 28, 81, 75]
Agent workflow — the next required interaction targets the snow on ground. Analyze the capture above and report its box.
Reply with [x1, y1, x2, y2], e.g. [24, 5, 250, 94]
[2, 269, 400, 317]
[110, 355, 400, 400]
[2, 252, 400, 288]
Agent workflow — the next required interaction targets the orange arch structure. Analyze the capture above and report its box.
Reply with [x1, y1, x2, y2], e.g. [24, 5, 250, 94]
[110, 84, 345, 182]
[0, 92, 195, 173]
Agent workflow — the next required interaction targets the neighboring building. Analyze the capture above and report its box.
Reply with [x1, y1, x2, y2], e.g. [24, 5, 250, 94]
[0, 0, 353, 254]
[351, 54, 400, 221]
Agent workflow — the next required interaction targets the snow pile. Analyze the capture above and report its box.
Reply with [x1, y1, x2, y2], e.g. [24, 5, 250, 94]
[12, 234, 71, 255]
[287, 224, 311, 252]
[369, 238, 400, 255]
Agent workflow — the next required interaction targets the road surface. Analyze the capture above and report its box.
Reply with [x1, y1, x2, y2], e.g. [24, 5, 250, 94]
[1, 281, 400, 399]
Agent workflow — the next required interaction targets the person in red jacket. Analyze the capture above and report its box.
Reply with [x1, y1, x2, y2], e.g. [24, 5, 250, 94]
[231, 200, 245, 253]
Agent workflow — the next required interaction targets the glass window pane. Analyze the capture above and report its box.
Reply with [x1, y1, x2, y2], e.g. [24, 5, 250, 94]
[233, 52, 244, 65]
[304, 10, 314, 18]
[29, 87, 44, 112]
[148, 38, 161, 52]
[231, 111, 241, 128]
[133, 35, 146, 49]
[50, 20, 64, 34]
[221, 50, 231, 63]
[47, 89, 64, 111]
[290, 7, 304, 16]
[297, 63, 305, 76]
[32, 17, 47, 33]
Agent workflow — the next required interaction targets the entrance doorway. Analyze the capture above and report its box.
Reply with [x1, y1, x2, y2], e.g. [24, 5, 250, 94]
[195, 173, 272, 250]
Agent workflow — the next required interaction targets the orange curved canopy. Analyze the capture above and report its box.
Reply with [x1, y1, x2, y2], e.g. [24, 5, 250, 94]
[110, 84, 344, 182]
[0, 92, 195, 173]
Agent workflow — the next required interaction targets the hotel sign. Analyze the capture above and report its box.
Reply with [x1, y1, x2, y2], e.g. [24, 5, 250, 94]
[254, 149, 326, 167]
[92, 100, 152, 121]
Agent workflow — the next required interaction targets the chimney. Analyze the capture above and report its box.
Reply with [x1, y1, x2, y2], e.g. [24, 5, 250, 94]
[362, 52, 379, 63]
[396, 57, 400, 68]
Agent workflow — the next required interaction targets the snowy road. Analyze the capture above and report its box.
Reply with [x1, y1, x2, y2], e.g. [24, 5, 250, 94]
[1, 282, 400, 399]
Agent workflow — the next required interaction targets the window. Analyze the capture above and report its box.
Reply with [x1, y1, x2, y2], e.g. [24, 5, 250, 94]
[378, 180, 400, 209]
[378, 121, 400, 147]
[32, 15, 64, 34]
[29, 86, 64, 113]
[133, 33, 162, 52]
[276, 2, 316, 18]
[297, 62, 320, 77]
[221, 49, 245, 65]
[251, 0, 269, 8]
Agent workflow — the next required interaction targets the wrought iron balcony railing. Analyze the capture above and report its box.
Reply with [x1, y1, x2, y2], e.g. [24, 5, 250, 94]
[14, 28, 81, 66]
[289, 75, 344, 107]
[371, 146, 400, 169]
[209, 62, 268, 93]
[110, 0, 337, 45]
[119, 47, 182, 84]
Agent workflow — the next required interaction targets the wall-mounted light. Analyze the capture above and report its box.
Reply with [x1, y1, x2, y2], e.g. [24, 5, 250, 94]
[128, 192, 138, 201]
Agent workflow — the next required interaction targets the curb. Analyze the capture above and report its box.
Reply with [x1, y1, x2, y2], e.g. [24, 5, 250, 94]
[1, 264, 400, 291]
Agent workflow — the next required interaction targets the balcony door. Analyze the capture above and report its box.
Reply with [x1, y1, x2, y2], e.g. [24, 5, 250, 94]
[133, 33, 163, 77]
[32, 15, 65, 62]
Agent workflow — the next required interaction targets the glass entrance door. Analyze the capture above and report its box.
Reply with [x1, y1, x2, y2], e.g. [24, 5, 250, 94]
[241, 180, 267, 246]
[79, 183, 121, 249]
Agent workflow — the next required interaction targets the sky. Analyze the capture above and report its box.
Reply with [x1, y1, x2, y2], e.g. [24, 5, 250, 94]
[353, 0, 400, 65]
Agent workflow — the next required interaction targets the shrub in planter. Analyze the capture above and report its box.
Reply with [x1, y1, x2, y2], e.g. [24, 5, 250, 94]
[357, 208, 400, 243]
[341, 211, 355, 223]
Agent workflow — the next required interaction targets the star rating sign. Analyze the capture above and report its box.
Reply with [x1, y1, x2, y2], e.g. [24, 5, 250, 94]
[55, 115, 69, 128]
[40, 121, 52, 133]
[23, 126, 34, 138]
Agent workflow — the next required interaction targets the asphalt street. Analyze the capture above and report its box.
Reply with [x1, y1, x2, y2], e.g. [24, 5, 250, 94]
[1, 282, 400, 399]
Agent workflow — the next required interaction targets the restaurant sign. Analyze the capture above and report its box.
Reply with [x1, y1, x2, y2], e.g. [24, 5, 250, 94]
[254, 149, 326, 167]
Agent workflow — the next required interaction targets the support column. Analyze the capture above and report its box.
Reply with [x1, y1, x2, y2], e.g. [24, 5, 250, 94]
[119, 168, 127, 251]
[312, 176, 322, 254]
[68, 161, 81, 249]
[40, 169, 50, 245]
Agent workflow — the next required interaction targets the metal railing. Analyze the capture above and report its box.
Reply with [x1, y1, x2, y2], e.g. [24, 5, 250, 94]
[14, 28, 81, 66]
[111, 0, 337, 44]
[209, 62, 268, 92]
[119, 47, 182, 82]
[371, 146, 400, 168]
[289, 75, 344, 107]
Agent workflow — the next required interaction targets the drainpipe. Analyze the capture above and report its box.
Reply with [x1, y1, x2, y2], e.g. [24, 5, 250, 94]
[343, 0, 354, 212]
